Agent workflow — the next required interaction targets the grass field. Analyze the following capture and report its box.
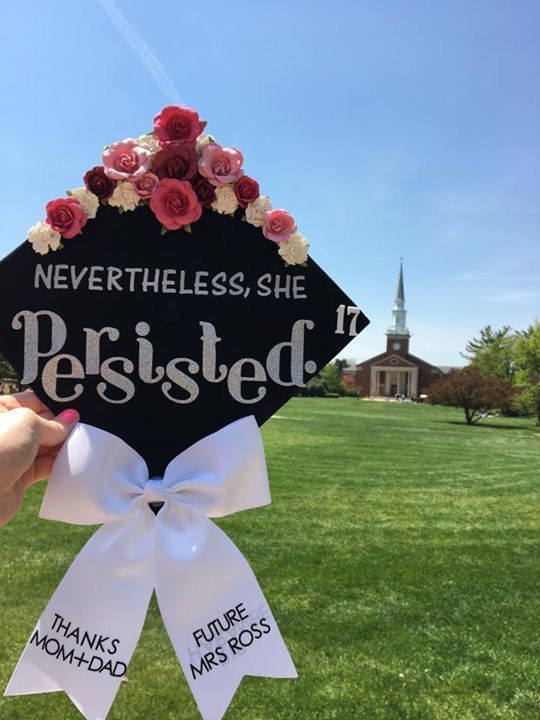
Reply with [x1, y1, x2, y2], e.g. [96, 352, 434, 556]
[1, 399, 539, 720]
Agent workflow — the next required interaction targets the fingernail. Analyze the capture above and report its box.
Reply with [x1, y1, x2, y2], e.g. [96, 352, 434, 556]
[56, 409, 80, 424]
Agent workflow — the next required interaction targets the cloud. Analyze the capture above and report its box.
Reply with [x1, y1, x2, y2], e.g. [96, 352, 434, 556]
[98, 0, 181, 103]
[454, 257, 538, 285]
[432, 189, 540, 217]
[485, 289, 540, 304]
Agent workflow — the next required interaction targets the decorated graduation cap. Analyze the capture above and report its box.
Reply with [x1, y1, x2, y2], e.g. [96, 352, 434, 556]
[0, 116, 368, 474]
[1, 106, 369, 720]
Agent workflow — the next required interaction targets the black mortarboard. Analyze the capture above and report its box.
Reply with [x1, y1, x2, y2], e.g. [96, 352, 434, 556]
[0, 112, 368, 475]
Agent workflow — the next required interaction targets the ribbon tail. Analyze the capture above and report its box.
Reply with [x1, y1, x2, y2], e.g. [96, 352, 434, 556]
[5, 514, 155, 720]
[154, 506, 296, 720]
[190, 610, 297, 720]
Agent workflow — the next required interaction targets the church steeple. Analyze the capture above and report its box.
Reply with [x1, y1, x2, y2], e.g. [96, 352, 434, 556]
[395, 261, 405, 305]
[387, 259, 410, 337]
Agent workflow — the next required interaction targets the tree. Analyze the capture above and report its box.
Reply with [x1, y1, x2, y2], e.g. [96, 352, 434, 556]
[513, 322, 540, 424]
[0, 354, 20, 391]
[301, 363, 344, 397]
[318, 363, 344, 395]
[429, 366, 513, 425]
[301, 376, 326, 397]
[463, 325, 515, 384]
[464, 325, 505, 354]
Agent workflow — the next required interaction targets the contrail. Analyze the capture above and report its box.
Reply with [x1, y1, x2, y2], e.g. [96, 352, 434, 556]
[98, 0, 182, 104]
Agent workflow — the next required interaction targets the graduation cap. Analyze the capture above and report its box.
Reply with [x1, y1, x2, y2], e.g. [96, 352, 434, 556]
[0, 106, 369, 475]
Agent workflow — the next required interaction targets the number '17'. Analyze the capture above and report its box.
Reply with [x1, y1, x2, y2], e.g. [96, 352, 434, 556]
[335, 305, 361, 336]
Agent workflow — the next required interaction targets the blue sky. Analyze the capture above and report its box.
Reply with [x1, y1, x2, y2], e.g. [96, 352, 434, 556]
[0, 0, 538, 365]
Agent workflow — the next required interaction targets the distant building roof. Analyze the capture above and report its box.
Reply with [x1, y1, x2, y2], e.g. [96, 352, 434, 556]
[437, 365, 462, 374]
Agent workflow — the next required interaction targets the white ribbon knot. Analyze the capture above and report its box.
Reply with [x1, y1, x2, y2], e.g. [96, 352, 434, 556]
[143, 477, 167, 503]
[5, 416, 296, 720]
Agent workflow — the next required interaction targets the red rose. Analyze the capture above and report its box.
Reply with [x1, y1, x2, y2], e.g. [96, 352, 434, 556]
[191, 174, 216, 207]
[152, 145, 197, 181]
[154, 105, 206, 146]
[46, 198, 87, 239]
[234, 175, 260, 208]
[83, 166, 116, 199]
[150, 179, 202, 230]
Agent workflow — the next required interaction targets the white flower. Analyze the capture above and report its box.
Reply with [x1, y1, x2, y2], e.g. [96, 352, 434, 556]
[69, 187, 99, 219]
[108, 181, 140, 212]
[211, 185, 238, 215]
[195, 134, 215, 154]
[245, 195, 272, 227]
[277, 231, 309, 265]
[27, 220, 61, 255]
[137, 133, 161, 161]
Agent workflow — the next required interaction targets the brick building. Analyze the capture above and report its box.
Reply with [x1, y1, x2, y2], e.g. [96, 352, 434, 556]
[354, 262, 445, 398]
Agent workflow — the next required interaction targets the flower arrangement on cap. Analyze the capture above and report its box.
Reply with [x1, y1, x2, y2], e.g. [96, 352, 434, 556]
[28, 106, 309, 266]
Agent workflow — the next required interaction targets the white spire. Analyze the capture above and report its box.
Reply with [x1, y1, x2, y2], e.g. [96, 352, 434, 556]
[387, 259, 410, 336]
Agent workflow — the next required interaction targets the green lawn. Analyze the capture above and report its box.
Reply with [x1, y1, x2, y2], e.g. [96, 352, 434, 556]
[1, 399, 539, 719]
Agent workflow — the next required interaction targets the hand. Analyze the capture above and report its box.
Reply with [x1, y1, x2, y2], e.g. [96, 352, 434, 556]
[0, 391, 79, 527]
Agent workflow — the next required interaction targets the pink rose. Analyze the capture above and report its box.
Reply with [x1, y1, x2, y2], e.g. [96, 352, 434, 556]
[103, 139, 151, 180]
[131, 171, 160, 199]
[152, 145, 197, 181]
[153, 105, 206, 147]
[46, 197, 87, 239]
[262, 209, 296, 243]
[150, 179, 202, 230]
[234, 175, 260, 208]
[198, 143, 244, 187]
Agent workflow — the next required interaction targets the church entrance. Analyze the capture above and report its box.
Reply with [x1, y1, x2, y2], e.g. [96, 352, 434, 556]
[388, 371, 403, 397]
[370, 366, 418, 398]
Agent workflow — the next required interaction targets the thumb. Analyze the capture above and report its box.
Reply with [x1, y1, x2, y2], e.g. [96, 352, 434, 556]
[36, 408, 80, 447]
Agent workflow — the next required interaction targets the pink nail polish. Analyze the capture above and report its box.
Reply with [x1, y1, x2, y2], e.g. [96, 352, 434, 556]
[57, 409, 80, 424]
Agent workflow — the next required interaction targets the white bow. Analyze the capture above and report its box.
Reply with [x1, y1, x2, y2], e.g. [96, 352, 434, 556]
[5, 416, 297, 720]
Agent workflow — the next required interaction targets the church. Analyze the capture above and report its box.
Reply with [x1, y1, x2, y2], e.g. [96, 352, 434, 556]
[352, 263, 445, 399]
